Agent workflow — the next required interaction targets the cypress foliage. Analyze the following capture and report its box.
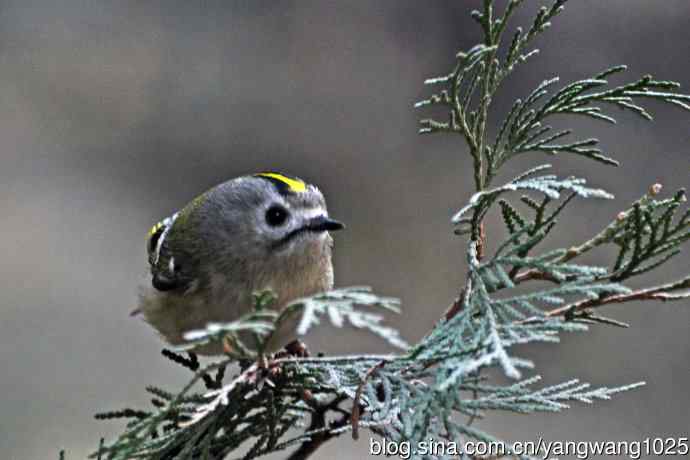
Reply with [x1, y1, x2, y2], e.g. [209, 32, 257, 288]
[86, 2, 689, 459]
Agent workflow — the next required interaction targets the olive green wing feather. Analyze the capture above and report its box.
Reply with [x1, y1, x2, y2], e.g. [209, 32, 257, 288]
[146, 213, 196, 292]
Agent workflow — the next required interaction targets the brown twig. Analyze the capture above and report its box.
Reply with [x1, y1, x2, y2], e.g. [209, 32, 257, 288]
[444, 294, 465, 322]
[512, 269, 562, 284]
[351, 360, 388, 440]
[476, 222, 486, 260]
[519, 276, 690, 324]
[287, 396, 350, 460]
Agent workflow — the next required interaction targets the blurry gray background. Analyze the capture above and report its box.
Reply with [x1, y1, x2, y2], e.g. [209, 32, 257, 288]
[0, 1, 688, 459]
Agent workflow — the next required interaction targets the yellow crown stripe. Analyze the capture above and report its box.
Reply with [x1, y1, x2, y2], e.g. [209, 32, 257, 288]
[256, 172, 307, 193]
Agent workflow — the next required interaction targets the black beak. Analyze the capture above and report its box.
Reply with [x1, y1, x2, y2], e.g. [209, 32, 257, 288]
[307, 215, 345, 232]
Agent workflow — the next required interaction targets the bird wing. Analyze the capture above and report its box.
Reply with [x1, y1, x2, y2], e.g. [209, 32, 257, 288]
[146, 212, 195, 292]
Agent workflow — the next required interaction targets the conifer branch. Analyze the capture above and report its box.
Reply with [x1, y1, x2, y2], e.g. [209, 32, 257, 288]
[527, 275, 690, 324]
[85, 2, 689, 459]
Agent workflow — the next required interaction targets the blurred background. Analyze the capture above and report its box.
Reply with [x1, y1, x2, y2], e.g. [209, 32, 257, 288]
[0, 1, 688, 458]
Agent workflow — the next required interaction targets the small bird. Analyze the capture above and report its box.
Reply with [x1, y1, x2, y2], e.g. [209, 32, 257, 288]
[134, 172, 344, 355]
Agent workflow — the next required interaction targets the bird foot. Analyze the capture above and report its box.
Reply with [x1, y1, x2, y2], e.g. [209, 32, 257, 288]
[283, 339, 311, 358]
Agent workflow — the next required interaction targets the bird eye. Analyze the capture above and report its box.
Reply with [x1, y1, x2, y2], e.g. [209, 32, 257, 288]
[265, 205, 289, 227]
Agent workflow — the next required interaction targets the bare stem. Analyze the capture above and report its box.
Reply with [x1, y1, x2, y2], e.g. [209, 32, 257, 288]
[519, 276, 690, 324]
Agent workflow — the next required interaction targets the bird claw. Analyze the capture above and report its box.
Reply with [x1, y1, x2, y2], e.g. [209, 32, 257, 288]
[253, 340, 311, 385]
[283, 339, 311, 358]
